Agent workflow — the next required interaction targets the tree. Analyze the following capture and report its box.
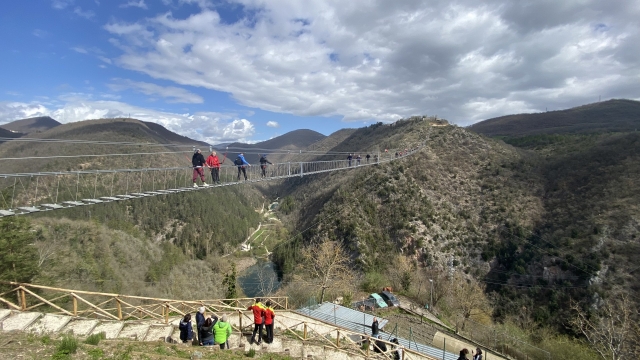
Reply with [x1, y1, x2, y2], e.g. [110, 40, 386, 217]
[222, 263, 238, 299]
[570, 291, 640, 360]
[295, 240, 355, 303]
[0, 217, 39, 290]
[449, 273, 492, 330]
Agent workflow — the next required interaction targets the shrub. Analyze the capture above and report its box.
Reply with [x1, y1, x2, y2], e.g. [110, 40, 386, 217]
[53, 335, 78, 360]
[84, 332, 106, 345]
[361, 271, 386, 293]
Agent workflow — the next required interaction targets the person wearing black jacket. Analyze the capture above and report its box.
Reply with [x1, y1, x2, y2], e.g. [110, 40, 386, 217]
[259, 154, 273, 178]
[200, 315, 218, 346]
[371, 317, 379, 336]
[373, 335, 387, 353]
[192, 149, 207, 187]
[195, 307, 206, 345]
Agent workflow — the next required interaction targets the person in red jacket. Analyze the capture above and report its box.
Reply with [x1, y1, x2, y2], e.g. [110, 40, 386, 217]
[264, 300, 275, 344]
[247, 298, 265, 345]
[205, 151, 225, 184]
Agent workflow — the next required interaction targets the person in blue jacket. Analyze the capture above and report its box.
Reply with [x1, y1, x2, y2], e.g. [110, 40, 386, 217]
[179, 313, 194, 343]
[234, 153, 251, 181]
[196, 306, 206, 345]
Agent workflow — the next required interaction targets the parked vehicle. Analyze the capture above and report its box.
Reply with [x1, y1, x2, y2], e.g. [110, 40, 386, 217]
[378, 291, 400, 307]
[353, 293, 389, 310]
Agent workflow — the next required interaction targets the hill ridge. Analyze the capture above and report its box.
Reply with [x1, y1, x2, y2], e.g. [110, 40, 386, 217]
[469, 99, 640, 136]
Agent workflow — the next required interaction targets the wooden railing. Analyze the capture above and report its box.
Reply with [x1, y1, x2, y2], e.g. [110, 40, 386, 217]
[0, 282, 438, 359]
[0, 282, 287, 323]
[266, 312, 437, 360]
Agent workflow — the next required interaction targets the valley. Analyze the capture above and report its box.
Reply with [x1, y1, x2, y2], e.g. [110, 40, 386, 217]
[1, 102, 640, 359]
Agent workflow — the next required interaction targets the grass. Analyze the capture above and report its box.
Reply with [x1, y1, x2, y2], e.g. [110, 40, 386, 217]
[84, 332, 107, 345]
[52, 335, 78, 360]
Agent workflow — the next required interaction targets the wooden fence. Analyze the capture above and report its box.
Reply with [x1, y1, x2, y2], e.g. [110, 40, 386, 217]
[0, 281, 439, 359]
[0, 281, 287, 323]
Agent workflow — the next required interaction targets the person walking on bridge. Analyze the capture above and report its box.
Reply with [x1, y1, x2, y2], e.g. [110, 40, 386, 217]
[192, 149, 207, 187]
[347, 153, 353, 167]
[259, 154, 273, 178]
[206, 150, 225, 184]
[234, 153, 251, 181]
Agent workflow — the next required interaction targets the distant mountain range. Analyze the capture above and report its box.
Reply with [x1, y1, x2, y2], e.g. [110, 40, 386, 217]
[469, 99, 640, 137]
[216, 129, 326, 163]
[0, 116, 61, 136]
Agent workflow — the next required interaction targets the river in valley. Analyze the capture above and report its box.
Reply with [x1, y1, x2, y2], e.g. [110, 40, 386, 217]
[238, 260, 282, 297]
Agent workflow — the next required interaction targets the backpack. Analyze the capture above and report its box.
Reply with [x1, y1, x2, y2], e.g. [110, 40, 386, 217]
[234, 156, 243, 166]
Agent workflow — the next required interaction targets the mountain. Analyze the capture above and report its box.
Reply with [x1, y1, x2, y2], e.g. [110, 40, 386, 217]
[270, 117, 640, 331]
[222, 129, 326, 163]
[0, 116, 60, 135]
[0, 117, 265, 297]
[469, 99, 640, 137]
[0, 118, 209, 174]
[0, 127, 23, 140]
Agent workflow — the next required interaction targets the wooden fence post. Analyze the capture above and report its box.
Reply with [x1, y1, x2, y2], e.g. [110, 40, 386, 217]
[304, 323, 308, 340]
[164, 303, 169, 324]
[367, 336, 370, 356]
[19, 288, 27, 311]
[239, 310, 243, 333]
[116, 298, 122, 320]
[72, 295, 78, 316]
[336, 330, 340, 347]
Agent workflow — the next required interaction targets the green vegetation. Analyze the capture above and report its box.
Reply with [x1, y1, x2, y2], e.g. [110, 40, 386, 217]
[53, 335, 78, 359]
[223, 263, 238, 299]
[84, 332, 107, 345]
[0, 217, 39, 290]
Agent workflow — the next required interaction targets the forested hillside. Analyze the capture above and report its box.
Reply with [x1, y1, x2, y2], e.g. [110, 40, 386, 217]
[0, 118, 267, 298]
[272, 116, 640, 333]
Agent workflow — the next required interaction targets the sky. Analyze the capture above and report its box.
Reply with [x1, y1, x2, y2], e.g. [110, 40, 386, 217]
[1, 0, 639, 144]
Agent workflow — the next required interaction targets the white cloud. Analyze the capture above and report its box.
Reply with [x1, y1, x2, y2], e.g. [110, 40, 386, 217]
[51, 0, 73, 9]
[120, 0, 148, 9]
[108, 78, 203, 103]
[102, 0, 640, 124]
[0, 98, 254, 143]
[71, 47, 88, 54]
[74, 7, 95, 19]
[32, 29, 49, 38]
[266, 121, 279, 128]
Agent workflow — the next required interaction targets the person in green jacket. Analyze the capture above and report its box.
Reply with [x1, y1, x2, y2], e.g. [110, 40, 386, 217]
[214, 314, 232, 349]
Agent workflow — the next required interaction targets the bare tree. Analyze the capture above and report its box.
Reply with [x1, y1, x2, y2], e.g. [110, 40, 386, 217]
[570, 292, 640, 360]
[295, 240, 355, 303]
[449, 273, 492, 330]
[257, 264, 278, 296]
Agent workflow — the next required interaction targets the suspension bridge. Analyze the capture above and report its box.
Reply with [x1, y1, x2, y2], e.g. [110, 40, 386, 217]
[0, 143, 422, 217]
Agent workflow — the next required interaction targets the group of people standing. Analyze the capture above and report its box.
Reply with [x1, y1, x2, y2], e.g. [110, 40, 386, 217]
[247, 298, 276, 345]
[178, 307, 232, 349]
[458, 347, 483, 360]
[370, 317, 403, 359]
[191, 149, 274, 187]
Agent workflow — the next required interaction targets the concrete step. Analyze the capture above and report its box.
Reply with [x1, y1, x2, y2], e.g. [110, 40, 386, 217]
[62, 318, 99, 336]
[91, 321, 124, 339]
[26, 314, 72, 334]
[118, 323, 151, 341]
[0, 312, 41, 331]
